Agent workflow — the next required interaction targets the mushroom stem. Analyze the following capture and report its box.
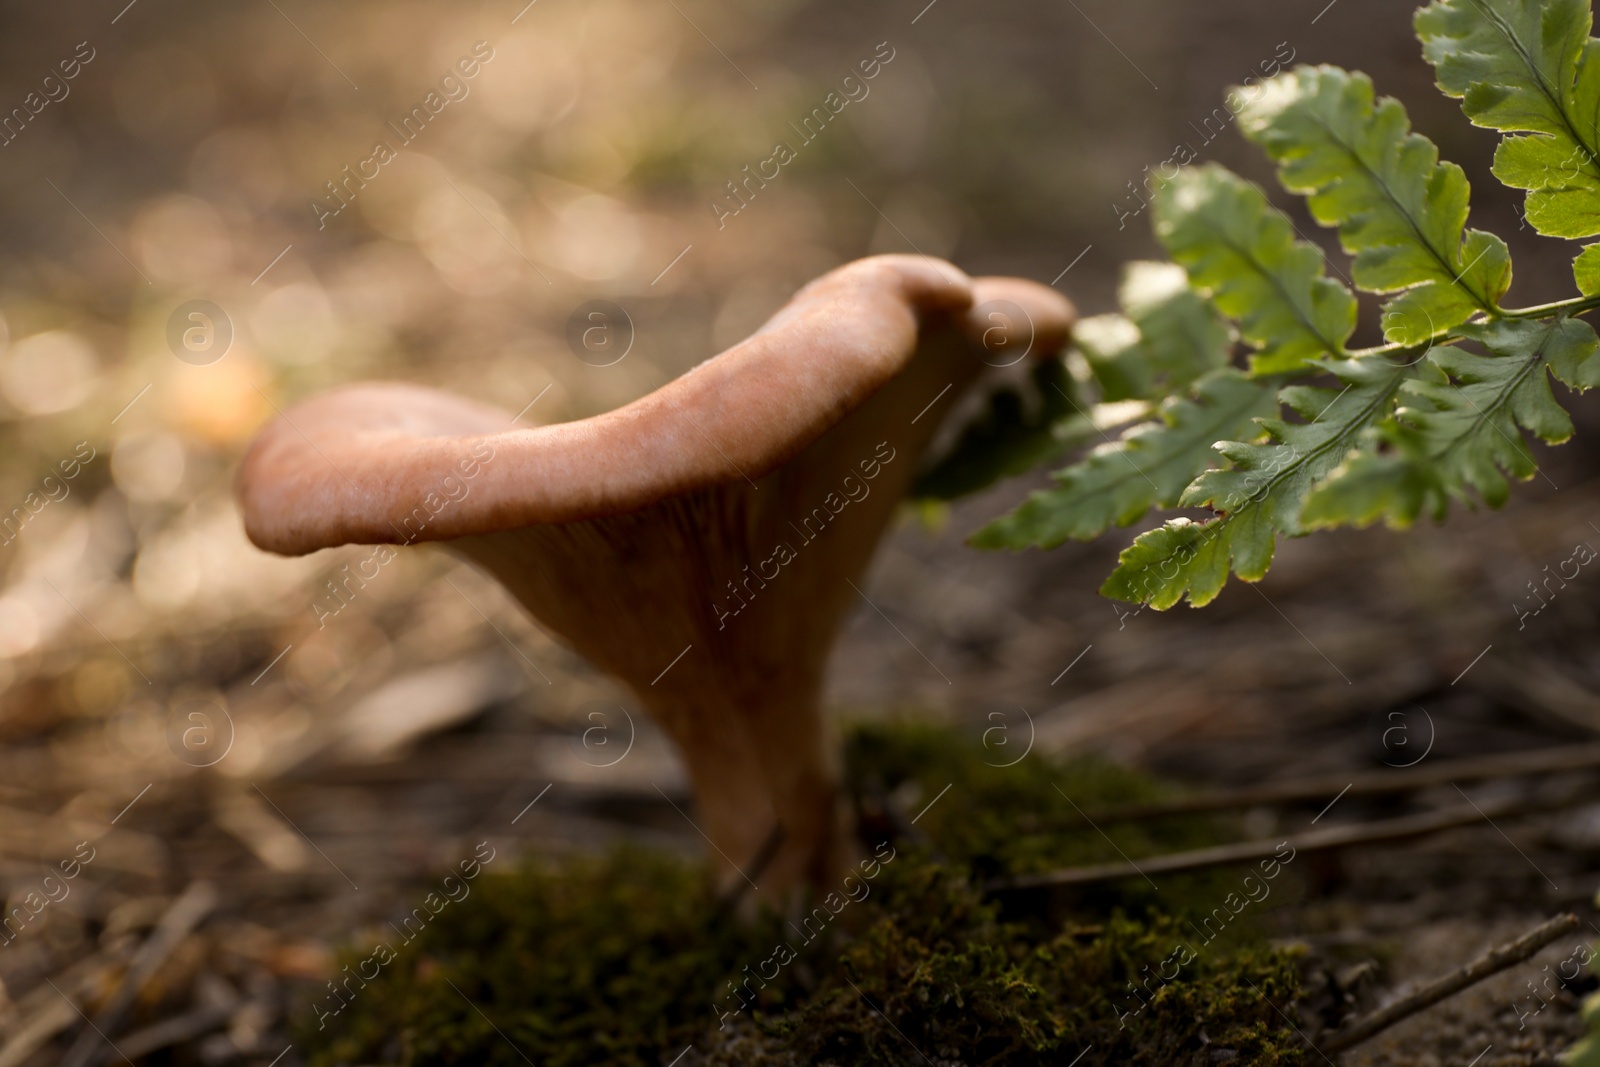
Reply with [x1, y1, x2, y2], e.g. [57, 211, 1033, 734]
[454, 296, 1047, 900]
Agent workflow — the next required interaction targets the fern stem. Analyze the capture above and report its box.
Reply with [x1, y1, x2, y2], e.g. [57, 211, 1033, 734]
[1499, 293, 1600, 320]
[1346, 340, 1430, 362]
[1343, 295, 1600, 361]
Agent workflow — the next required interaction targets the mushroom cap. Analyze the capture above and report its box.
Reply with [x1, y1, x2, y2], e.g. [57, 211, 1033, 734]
[238, 255, 1073, 556]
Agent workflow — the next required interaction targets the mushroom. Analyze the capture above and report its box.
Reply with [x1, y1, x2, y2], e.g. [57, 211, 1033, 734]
[238, 255, 1073, 899]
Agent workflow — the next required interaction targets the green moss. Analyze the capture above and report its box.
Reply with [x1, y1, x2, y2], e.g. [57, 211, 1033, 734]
[305, 847, 798, 1066]
[845, 720, 1288, 924]
[302, 721, 1307, 1066]
[752, 861, 1303, 1066]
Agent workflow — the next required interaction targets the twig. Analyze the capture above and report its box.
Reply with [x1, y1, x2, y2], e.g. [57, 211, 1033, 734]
[1473, 656, 1600, 736]
[986, 796, 1526, 892]
[1082, 741, 1600, 822]
[0, 990, 82, 1067]
[1321, 913, 1579, 1053]
[118, 1003, 234, 1060]
[714, 820, 786, 916]
[60, 880, 218, 1067]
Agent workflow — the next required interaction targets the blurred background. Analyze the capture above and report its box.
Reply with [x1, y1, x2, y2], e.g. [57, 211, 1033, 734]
[2, 0, 1600, 1063]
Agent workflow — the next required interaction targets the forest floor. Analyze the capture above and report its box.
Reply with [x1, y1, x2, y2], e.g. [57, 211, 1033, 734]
[7, 443, 1600, 1065]
[0, 0, 1596, 1061]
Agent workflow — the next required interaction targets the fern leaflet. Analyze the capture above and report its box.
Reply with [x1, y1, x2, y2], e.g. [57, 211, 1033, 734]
[1239, 65, 1513, 344]
[1079, 261, 1233, 401]
[1303, 317, 1600, 527]
[1101, 358, 1412, 608]
[971, 369, 1276, 550]
[1153, 164, 1356, 375]
[1416, 0, 1600, 240]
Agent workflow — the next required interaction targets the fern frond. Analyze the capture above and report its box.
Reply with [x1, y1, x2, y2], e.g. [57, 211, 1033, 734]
[971, 369, 1276, 549]
[1239, 65, 1512, 344]
[1303, 317, 1600, 528]
[1154, 164, 1356, 375]
[1079, 261, 1233, 402]
[1416, 0, 1600, 240]
[1101, 357, 1412, 608]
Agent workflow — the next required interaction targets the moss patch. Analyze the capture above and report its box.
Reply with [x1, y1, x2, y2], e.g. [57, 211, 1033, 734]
[302, 721, 1308, 1066]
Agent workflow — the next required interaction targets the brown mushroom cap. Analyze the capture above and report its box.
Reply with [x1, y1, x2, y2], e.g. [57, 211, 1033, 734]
[239, 256, 1070, 556]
